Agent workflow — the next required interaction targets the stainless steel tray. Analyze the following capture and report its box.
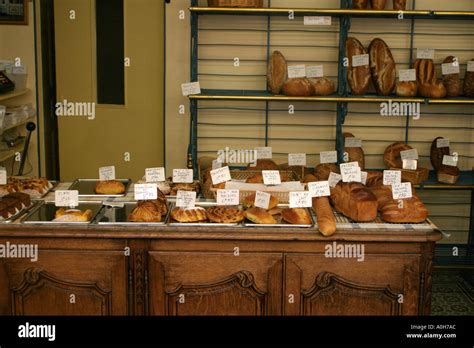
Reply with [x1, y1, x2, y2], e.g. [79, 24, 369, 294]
[68, 179, 131, 198]
[96, 201, 171, 226]
[0, 201, 38, 224]
[22, 202, 102, 225]
[168, 202, 244, 227]
[243, 205, 314, 228]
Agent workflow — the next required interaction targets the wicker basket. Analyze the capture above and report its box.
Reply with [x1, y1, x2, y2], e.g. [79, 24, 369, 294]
[208, 0, 263, 8]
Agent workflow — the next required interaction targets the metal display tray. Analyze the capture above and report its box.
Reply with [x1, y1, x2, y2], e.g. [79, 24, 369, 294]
[243, 204, 315, 228]
[0, 201, 38, 224]
[168, 202, 244, 227]
[22, 201, 102, 225]
[96, 201, 171, 226]
[330, 212, 437, 231]
[67, 179, 131, 198]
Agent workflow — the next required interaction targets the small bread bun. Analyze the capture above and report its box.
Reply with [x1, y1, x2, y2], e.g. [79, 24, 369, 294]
[95, 180, 126, 195]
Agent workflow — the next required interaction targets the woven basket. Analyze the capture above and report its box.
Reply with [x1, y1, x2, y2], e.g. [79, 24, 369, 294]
[208, 0, 263, 8]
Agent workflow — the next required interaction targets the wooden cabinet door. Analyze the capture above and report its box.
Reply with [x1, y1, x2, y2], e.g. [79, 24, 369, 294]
[0, 250, 127, 316]
[284, 254, 420, 316]
[148, 252, 282, 316]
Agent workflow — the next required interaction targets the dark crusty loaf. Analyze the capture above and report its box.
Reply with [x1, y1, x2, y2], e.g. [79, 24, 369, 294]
[369, 38, 396, 96]
[443, 56, 461, 97]
[464, 59, 474, 97]
[346, 37, 371, 96]
[267, 51, 288, 94]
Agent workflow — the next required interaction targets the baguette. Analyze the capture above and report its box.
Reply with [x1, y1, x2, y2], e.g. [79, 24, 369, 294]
[313, 197, 336, 236]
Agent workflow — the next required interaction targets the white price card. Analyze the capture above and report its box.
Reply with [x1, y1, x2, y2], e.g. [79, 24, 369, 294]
[442, 155, 458, 167]
[217, 189, 240, 206]
[12, 66, 27, 74]
[328, 172, 342, 187]
[262, 170, 281, 186]
[383, 170, 402, 186]
[211, 166, 231, 185]
[181, 82, 201, 96]
[288, 65, 306, 78]
[308, 181, 331, 197]
[320, 151, 338, 164]
[360, 171, 368, 185]
[254, 191, 271, 209]
[304, 16, 331, 25]
[400, 149, 419, 161]
[403, 159, 418, 170]
[442, 62, 460, 75]
[0, 167, 6, 185]
[212, 159, 222, 170]
[55, 190, 79, 208]
[416, 48, 435, 60]
[255, 147, 273, 159]
[468, 61, 474, 72]
[134, 184, 158, 200]
[340, 162, 361, 183]
[289, 153, 307, 166]
[398, 69, 417, 82]
[306, 65, 324, 78]
[392, 182, 413, 200]
[145, 168, 165, 183]
[0, 105, 5, 129]
[173, 169, 194, 184]
[99, 166, 116, 181]
[176, 191, 196, 208]
[437, 138, 450, 148]
[345, 137, 362, 148]
[352, 54, 369, 67]
[289, 191, 312, 208]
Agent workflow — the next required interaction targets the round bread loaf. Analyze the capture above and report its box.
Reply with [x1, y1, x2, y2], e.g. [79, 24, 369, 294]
[384, 142, 413, 168]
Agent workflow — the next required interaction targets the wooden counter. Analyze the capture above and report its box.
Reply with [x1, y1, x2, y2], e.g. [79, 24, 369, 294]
[0, 224, 442, 316]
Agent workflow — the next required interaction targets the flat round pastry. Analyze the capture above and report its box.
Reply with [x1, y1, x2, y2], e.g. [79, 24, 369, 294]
[206, 206, 244, 223]
[281, 208, 312, 225]
[138, 189, 168, 215]
[243, 193, 279, 209]
[244, 207, 277, 224]
[384, 142, 412, 168]
[171, 207, 208, 223]
[53, 208, 93, 222]
[128, 203, 162, 222]
[95, 180, 126, 195]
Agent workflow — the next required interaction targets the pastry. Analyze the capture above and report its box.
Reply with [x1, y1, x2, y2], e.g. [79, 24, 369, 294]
[0, 192, 31, 219]
[430, 137, 460, 184]
[53, 208, 93, 222]
[170, 182, 201, 196]
[137, 192, 168, 216]
[344, 133, 365, 169]
[267, 51, 288, 94]
[243, 193, 279, 209]
[282, 78, 315, 97]
[244, 207, 277, 224]
[171, 207, 208, 223]
[352, 0, 368, 9]
[393, 0, 406, 10]
[206, 206, 244, 223]
[246, 173, 264, 184]
[346, 37, 371, 95]
[281, 208, 312, 225]
[0, 177, 52, 198]
[309, 78, 336, 96]
[247, 159, 279, 171]
[314, 163, 339, 181]
[368, 38, 396, 96]
[312, 197, 336, 236]
[384, 142, 413, 168]
[95, 180, 126, 195]
[443, 56, 461, 97]
[463, 59, 474, 97]
[370, 0, 387, 10]
[128, 202, 162, 223]
[396, 81, 418, 97]
[330, 182, 378, 222]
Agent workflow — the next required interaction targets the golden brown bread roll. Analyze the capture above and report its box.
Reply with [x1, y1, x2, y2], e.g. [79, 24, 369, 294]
[95, 180, 126, 195]
[312, 197, 336, 236]
[369, 38, 396, 96]
[343, 132, 365, 169]
[330, 182, 378, 222]
[384, 142, 413, 168]
[244, 207, 277, 224]
[128, 203, 162, 223]
[171, 207, 208, 223]
[419, 80, 447, 98]
[267, 51, 288, 94]
[352, 0, 368, 9]
[243, 193, 279, 209]
[396, 81, 418, 97]
[206, 206, 244, 223]
[463, 59, 474, 97]
[247, 159, 279, 171]
[393, 0, 406, 10]
[53, 209, 93, 222]
[309, 78, 336, 96]
[346, 37, 371, 96]
[282, 78, 315, 96]
[314, 163, 339, 181]
[370, 0, 387, 9]
[281, 208, 312, 225]
[443, 56, 461, 97]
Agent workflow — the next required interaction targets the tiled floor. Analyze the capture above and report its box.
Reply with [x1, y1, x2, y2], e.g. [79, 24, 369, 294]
[431, 268, 474, 316]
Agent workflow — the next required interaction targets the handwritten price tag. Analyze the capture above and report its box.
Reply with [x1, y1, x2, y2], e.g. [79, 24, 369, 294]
[328, 172, 342, 187]
[340, 162, 361, 183]
[320, 151, 338, 164]
[255, 147, 272, 159]
[0, 167, 6, 185]
[345, 137, 362, 148]
[352, 54, 369, 67]
[289, 191, 312, 208]
[176, 191, 196, 208]
[400, 149, 419, 161]
[308, 181, 331, 197]
[417, 48, 435, 60]
[255, 191, 271, 209]
[262, 171, 281, 186]
[217, 190, 240, 206]
[304, 16, 331, 25]
[398, 69, 417, 82]
[55, 190, 79, 208]
[173, 169, 194, 184]
[99, 166, 116, 181]
[437, 138, 450, 148]
[306, 65, 324, 78]
[442, 62, 460, 75]
[360, 171, 368, 185]
[392, 183, 413, 200]
[289, 153, 307, 166]
[468, 61, 474, 72]
[442, 155, 458, 167]
[403, 159, 418, 170]
[145, 168, 165, 183]
[383, 170, 402, 186]
[181, 82, 201, 96]
[288, 65, 306, 78]
[211, 166, 231, 185]
[134, 184, 158, 200]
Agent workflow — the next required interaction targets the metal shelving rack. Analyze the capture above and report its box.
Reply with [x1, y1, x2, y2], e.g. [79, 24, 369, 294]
[187, 0, 473, 265]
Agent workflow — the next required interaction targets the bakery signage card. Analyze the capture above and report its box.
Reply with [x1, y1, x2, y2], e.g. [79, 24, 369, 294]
[55, 190, 79, 208]
[308, 181, 330, 197]
[328, 172, 342, 187]
[304, 16, 331, 26]
[402, 159, 418, 170]
[255, 147, 272, 159]
[416, 48, 435, 60]
[145, 168, 165, 183]
[134, 184, 158, 201]
[352, 54, 369, 67]
[320, 151, 338, 164]
[181, 82, 201, 96]
[468, 61, 474, 72]
[211, 166, 231, 185]
[217, 189, 240, 206]
[306, 65, 324, 78]
[0, 167, 6, 185]
[442, 155, 458, 167]
[289, 191, 312, 208]
[383, 170, 402, 186]
[345, 137, 362, 148]
[398, 69, 417, 82]
[340, 162, 361, 183]
[212, 159, 222, 170]
[437, 138, 450, 148]
[254, 191, 271, 209]
[176, 191, 196, 208]
[400, 149, 418, 161]
[288, 65, 306, 78]
[360, 171, 368, 185]
[288, 153, 307, 166]
[173, 169, 194, 184]
[442, 61, 460, 75]
[392, 183, 413, 200]
[262, 171, 281, 186]
[99, 166, 116, 181]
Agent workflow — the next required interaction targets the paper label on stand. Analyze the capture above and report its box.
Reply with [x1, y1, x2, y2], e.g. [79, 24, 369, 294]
[254, 191, 271, 209]
[400, 149, 419, 161]
[398, 69, 417, 82]
[308, 181, 330, 197]
[352, 54, 369, 67]
[55, 190, 79, 208]
[360, 171, 368, 185]
[383, 170, 402, 186]
[289, 153, 307, 166]
[212, 159, 222, 170]
[288, 65, 306, 78]
[403, 159, 418, 170]
[442, 62, 460, 75]
[320, 151, 338, 164]
[289, 191, 312, 208]
[176, 191, 196, 208]
[255, 147, 272, 159]
[392, 183, 413, 200]
[304, 16, 331, 25]
[12, 66, 26, 74]
[181, 82, 201, 96]
[173, 169, 194, 183]
[416, 48, 435, 60]
[437, 138, 450, 148]
[306, 65, 324, 78]
[134, 184, 158, 200]
[99, 166, 116, 181]
[0, 167, 6, 185]
[340, 162, 361, 183]
[468, 61, 474, 72]
[328, 172, 342, 187]
[211, 166, 231, 185]
[262, 171, 281, 186]
[145, 168, 165, 183]
[442, 155, 458, 167]
[345, 137, 362, 148]
[217, 190, 240, 206]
